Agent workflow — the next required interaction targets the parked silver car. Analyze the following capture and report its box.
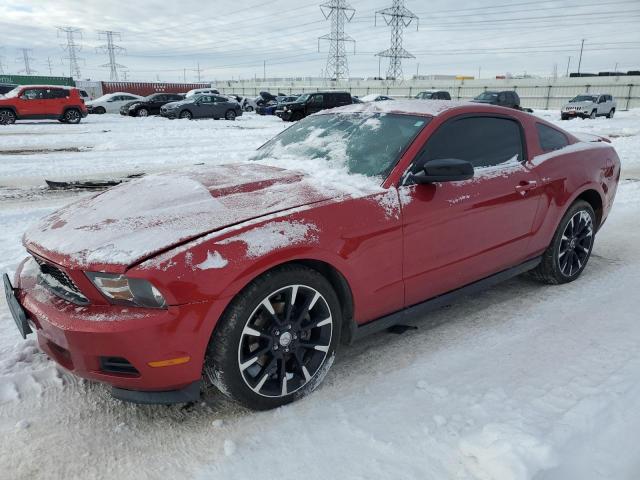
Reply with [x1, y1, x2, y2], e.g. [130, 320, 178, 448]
[160, 94, 242, 120]
[561, 93, 616, 120]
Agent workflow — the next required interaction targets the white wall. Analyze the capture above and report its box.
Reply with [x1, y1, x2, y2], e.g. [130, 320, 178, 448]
[215, 76, 640, 110]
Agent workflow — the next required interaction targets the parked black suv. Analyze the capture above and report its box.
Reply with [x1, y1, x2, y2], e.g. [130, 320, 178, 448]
[120, 93, 186, 117]
[471, 90, 532, 112]
[415, 90, 451, 100]
[275, 91, 352, 121]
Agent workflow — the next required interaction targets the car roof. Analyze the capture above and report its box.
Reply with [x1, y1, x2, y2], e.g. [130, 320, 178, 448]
[17, 85, 74, 89]
[331, 99, 528, 118]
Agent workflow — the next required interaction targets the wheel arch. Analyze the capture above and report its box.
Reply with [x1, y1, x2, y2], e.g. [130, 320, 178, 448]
[574, 188, 604, 229]
[0, 106, 18, 117]
[209, 257, 356, 346]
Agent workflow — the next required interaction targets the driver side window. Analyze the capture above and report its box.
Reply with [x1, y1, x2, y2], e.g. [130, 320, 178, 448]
[411, 116, 524, 174]
[21, 89, 42, 100]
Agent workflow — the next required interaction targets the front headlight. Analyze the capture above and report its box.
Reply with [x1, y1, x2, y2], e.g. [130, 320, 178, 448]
[86, 272, 166, 308]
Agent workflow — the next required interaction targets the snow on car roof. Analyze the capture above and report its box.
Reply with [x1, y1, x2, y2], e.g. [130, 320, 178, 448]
[330, 99, 466, 117]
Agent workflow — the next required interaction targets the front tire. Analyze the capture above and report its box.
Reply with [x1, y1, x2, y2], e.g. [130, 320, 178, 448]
[607, 108, 615, 119]
[179, 110, 193, 120]
[244, 105, 254, 112]
[529, 200, 595, 285]
[64, 108, 82, 124]
[93, 106, 106, 115]
[205, 265, 342, 410]
[137, 108, 149, 117]
[589, 109, 597, 119]
[225, 109, 236, 120]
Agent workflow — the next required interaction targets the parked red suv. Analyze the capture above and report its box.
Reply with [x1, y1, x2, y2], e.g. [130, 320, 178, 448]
[0, 85, 88, 125]
[4, 101, 620, 410]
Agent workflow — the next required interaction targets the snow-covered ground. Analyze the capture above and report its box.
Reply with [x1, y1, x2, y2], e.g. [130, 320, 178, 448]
[1, 111, 640, 479]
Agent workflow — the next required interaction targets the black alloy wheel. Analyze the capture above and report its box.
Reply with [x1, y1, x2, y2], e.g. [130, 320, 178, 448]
[557, 210, 594, 278]
[64, 109, 81, 124]
[0, 109, 16, 125]
[529, 200, 595, 284]
[205, 265, 341, 410]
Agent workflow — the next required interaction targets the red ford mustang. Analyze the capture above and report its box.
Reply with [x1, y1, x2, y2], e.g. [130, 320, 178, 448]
[4, 101, 620, 410]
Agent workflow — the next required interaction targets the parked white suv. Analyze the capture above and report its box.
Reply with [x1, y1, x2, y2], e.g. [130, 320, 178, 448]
[561, 93, 616, 120]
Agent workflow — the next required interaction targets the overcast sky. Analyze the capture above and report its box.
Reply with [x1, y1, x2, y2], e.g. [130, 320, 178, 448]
[0, 0, 639, 83]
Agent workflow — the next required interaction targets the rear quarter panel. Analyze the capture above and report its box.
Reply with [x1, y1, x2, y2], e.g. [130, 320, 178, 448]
[525, 120, 620, 255]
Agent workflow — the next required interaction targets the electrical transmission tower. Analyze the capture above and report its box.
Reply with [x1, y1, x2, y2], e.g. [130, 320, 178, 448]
[0, 48, 6, 75]
[97, 31, 126, 81]
[17, 48, 36, 75]
[375, 0, 418, 82]
[57, 26, 83, 79]
[318, 0, 355, 81]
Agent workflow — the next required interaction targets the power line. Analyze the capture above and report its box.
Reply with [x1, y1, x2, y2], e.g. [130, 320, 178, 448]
[17, 48, 36, 75]
[318, 0, 356, 81]
[97, 30, 126, 81]
[57, 26, 83, 79]
[375, 0, 418, 82]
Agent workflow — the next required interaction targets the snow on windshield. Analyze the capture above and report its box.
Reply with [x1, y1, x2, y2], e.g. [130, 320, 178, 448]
[251, 112, 427, 192]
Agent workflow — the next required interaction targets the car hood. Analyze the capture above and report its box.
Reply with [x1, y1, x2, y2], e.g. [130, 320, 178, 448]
[24, 164, 335, 271]
[564, 101, 594, 108]
[163, 99, 191, 108]
[277, 101, 302, 108]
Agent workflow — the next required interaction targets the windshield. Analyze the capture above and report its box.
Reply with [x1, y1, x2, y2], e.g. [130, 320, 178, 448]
[252, 113, 429, 178]
[474, 92, 499, 101]
[3, 87, 21, 98]
[296, 94, 310, 102]
[570, 95, 597, 103]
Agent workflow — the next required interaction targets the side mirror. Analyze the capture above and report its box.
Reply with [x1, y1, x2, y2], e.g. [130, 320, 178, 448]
[411, 159, 474, 184]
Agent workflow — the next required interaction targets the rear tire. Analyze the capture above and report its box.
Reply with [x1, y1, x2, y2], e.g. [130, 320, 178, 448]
[0, 109, 16, 125]
[529, 200, 596, 285]
[225, 109, 236, 121]
[204, 265, 342, 410]
[64, 108, 82, 124]
[245, 105, 254, 112]
[607, 108, 615, 119]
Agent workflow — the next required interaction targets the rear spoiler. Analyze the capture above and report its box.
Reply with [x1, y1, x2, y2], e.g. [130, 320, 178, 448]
[575, 133, 611, 144]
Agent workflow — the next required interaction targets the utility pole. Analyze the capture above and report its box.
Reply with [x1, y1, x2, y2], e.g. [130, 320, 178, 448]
[566, 56, 571, 76]
[57, 26, 83, 79]
[577, 39, 585, 75]
[478, 66, 481, 79]
[183, 68, 187, 82]
[189, 62, 203, 82]
[318, 0, 356, 81]
[122, 69, 129, 81]
[46, 57, 54, 76]
[614, 62, 619, 73]
[97, 31, 126, 81]
[17, 48, 36, 75]
[263, 60, 266, 81]
[375, 0, 418, 83]
[415, 62, 419, 78]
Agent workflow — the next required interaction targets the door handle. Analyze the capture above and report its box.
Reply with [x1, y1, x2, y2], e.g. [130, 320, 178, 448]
[515, 180, 537, 196]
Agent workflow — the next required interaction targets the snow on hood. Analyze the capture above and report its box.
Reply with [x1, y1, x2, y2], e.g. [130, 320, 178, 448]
[23, 164, 336, 269]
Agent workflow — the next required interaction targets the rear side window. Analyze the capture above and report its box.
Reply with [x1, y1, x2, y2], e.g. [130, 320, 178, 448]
[536, 123, 569, 152]
[416, 116, 524, 170]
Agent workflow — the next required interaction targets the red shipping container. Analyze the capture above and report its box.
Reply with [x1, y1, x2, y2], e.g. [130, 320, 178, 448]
[100, 81, 210, 96]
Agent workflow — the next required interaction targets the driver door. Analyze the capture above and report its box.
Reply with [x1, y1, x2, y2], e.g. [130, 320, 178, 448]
[399, 115, 542, 306]
[17, 88, 45, 117]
